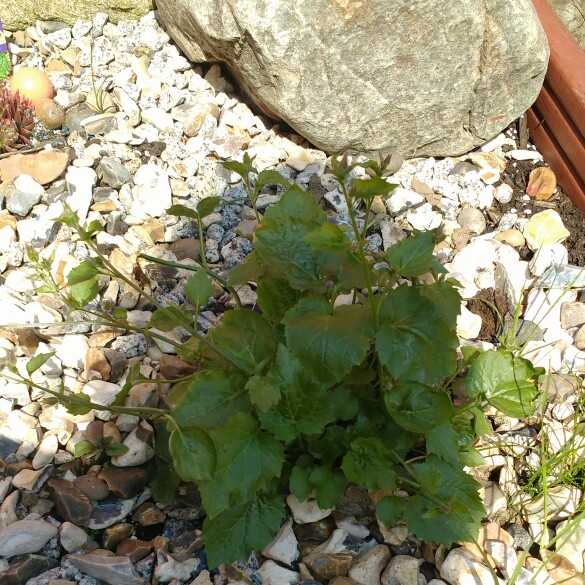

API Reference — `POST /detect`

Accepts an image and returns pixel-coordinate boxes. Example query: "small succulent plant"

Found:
[0,82,35,153]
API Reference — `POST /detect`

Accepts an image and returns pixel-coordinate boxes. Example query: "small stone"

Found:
[102,523,134,551]
[0,151,70,185]
[381,555,423,585]
[0,519,58,557]
[54,334,89,369]
[493,184,513,204]
[36,98,66,129]
[440,548,505,585]
[574,325,585,350]
[457,207,486,235]
[131,164,172,219]
[457,304,482,339]
[523,209,570,251]
[0,554,58,585]
[88,496,137,530]
[116,539,153,562]
[305,553,354,581]
[132,502,165,525]
[169,238,200,260]
[154,550,201,582]
[97,158,133,188]
[66,166,97,223]
[98,467,149,499]
[11,468,44,492]
[74,475,110,501]
[47,477,94,526]
[32,434,59,469]
[406,203,442,230]
[159,354,197,379]
[504,523,532,551]
[348,544,391,585]
[68,554,146,585]
[528,243,568,276]
[262,519,299,566]
[523,485,581,522]
[85,420,105,446]
[286,493,333,524]
[386,187,424,216]
[561,302,585,329]
[508,149,543,161]
[59,521,89,552]
[494,261,531,308]
[494,229,525,248]
[540,551,585,585]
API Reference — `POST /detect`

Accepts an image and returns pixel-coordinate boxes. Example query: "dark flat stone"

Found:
[0,554,58,585]
[47,477,94,526]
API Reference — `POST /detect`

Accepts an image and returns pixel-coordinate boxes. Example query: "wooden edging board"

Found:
[528,0,585,215]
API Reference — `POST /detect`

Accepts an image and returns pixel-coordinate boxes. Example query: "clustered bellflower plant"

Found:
[9,153,544,567]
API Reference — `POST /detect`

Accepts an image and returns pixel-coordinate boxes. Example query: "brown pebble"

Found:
[5,460,33,476]
[132,502,166,525]
[73,474,110,501]
[159,354,198,379]
[97,466,149,499]
[85,348,112,380]
[35,97,66,129]
[85,420,104,447]
[102,421,122,444]
[169,237,201,261]
[102,523,134,551]
[116,538,153,562]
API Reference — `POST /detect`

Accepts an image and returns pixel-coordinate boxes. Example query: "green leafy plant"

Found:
[4,155,545,567]
[86,35,114,114]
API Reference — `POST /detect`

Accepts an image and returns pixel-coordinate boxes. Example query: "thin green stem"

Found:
[85,240,244,372]
[138,253,242,309]
[196,216,208,269]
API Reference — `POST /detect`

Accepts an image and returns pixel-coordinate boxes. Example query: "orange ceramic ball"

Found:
[9,67,54,105]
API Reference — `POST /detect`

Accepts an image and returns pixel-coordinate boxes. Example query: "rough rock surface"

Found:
[1,0,152,30]
[548,0,585,50]
[156,0,549,157]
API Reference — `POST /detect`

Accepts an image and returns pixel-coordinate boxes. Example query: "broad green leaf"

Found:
[173,369,251,430]
[257,345,336,442]
[303,222,349,252]
[148,458,181,503]
[78,219,104,240]
[376,284,458,385]
[326,251,370,291]
[350,176,396,201]
[419,279,462,328]
[425,422,460,465]
[74,440,96,458]
[66,260,101,285]
[69,278,100,307]
[308,466,347,509]
[227,253,263,286]
[203,490,285,567]
[149,306,192,332]
[290,457,313,502]
[200,413,284,518]
[111,308,127,321]
[256,276,302,322]
[66,392,93,416]
[329,386,359,421]
[376,495,406,527]
[255,170,290,190]
[264,185,326,224]
[470,407,491,436]
[26,352,56,375]
[282,297,374,388]
[54,208,80,228]
[405,455,484,546]
[103,440,129,457]
[386,230,438,277]
[222,160,249,181]
[196,196,221,219]
[342,437,396,490]
[459,447,486,467]
[167,204,199,220]
[208,310,277,375]
[255,186,327,289]
[245,373,281,412]
[185,269,215,308]
[170,427,216,482]
[465,350,540,418]
[307,425,347,462]
[384,381,451,433]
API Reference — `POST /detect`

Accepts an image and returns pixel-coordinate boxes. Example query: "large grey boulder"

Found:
[548,0,585,50]
[156,0,549,157]
[2,0,152,31]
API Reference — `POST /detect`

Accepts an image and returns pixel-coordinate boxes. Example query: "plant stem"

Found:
[138,253,243,309]
[85,240,244,372]
[196,215,208,269]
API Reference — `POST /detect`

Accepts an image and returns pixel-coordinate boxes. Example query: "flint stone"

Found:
[157,0,548,157]
[68,554,146,585]
[47,477,93,526]
[0,520,58,557]
[0,554,58,585]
